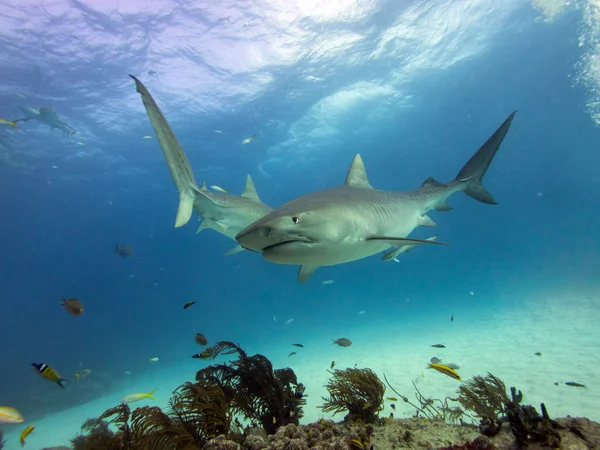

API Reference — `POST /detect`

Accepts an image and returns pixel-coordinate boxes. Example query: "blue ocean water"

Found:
[1,0,599,445]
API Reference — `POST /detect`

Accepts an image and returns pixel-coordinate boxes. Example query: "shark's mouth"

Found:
[262,238,314,253]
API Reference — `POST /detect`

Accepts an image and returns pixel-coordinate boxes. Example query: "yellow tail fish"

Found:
[0,118,18,129]
[20,425,35,446]
[32,363,67,388]
[122,389,157,404]
[427,363,461,380]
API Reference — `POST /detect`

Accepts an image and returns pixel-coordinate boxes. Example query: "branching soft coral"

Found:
[196,341,306,434]
[457,372,508,435]
[457,372,562,446]
[320,368,385,423]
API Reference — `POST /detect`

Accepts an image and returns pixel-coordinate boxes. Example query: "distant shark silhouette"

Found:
[15,106,77,137]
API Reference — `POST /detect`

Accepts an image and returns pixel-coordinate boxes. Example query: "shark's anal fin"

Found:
[298,265,318,284]
[344,154,373,189]
[367,235,449,247]
[435,202,453,212]
[224,245,245,256]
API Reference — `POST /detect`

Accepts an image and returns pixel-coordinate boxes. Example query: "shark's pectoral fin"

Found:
[224,245,245,256]
[367,235,449,247]
[418,215,436,227]
[175,192,195,228]
[298,265,318,284]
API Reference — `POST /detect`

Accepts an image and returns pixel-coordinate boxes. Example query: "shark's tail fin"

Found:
[455,111,516,204]
[129,74,198,228]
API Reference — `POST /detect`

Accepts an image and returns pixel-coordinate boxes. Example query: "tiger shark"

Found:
[129,75,272,252]
[236,111,516,283]
[194,177,273,255]
[15,106,77,137]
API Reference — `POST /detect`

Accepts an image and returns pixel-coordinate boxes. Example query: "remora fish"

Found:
[236,112,516,283]
[129,75,272,247]
[382,235,439,262]
[15,106,77,137]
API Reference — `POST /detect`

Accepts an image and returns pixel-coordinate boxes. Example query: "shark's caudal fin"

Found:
[455,111,517,205]
[129,75,198,228]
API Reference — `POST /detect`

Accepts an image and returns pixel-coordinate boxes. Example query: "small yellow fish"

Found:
[241,134,257,145]
[210,185,228,193]
[362,402,371,410]
[32,363,66,388]
[350,439,364,449]
[386,397,398,401]
[330,361,335,369]
[0,406,24,423]
[0,118,18,129]
[142,135,153,139]
[76,141,85,146]
[149,357,159,363]
[122,389,157,404]
[322,280,334,285]
[272,416,276,424]
[75,369,92,380]
[20,425,35,446]
[428,363,461,380]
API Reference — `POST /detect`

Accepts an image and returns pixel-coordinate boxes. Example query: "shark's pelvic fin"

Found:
[129,74,198,228]
[367,235,449,247]
[419,215,436,227]
[455,111,517,205]
[344,154,373,189]
[197,218,226,234]
[298,265,318,284]
[241,175,261,201]
[224,245,245,256]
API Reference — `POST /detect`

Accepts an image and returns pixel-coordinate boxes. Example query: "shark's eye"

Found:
[292,216,300,224]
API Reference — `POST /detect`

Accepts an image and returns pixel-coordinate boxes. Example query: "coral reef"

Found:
[457,372,562,447]
[196,341,306,434]
[71,378,239,449]
[320,368,385,424]
[71,341,304,449]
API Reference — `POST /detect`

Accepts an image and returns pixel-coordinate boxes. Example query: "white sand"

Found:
[3,286,598,449]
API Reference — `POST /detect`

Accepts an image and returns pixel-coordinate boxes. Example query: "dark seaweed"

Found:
[195,340,306,434]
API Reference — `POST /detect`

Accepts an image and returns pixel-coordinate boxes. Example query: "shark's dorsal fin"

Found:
[241,175,261,201]
[199,180,209,192]
[344,154,373,189]
[421,177,446,188]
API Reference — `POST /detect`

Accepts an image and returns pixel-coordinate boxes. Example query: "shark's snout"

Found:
[236,225,273,251]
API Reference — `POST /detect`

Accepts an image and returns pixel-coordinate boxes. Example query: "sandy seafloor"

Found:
[2,284,599,449]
